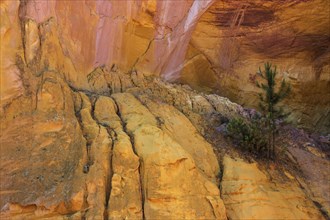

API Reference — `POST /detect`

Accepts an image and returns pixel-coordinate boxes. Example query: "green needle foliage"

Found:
[227,117,267,155]
[226,62,291,159]
[256,62,291,159]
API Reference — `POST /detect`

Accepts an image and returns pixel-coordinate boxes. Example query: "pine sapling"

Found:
[256,62,291,159]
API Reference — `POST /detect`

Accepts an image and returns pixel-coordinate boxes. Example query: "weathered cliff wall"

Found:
[1,1,329,219]
[1,0,329,132]
[1,66,327,219]
[179,0,330,132]
[1,0,214,106]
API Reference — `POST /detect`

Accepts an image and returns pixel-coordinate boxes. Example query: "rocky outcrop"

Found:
[139,97,219,179]
[288,146,330,217]
[94,96,143,219]
[112,93,226,219]
[1,0,215,103]
[0,0,329,219]
[0,68,229,218]
[221,156,325,219]
[0,71,86,218]
[1,0,328,132]
[0,67,327,218]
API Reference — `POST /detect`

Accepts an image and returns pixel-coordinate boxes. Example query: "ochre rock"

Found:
[289,147,330,216]
[23,19,40,65]
[0,0,329,219]
[1,0,329,131]
[140,96,219,180]
[0,68,327,219]
[0,0,23,106]
[94,96,143,219]
[180,0,330,132]
[112,93,227,219]
[221,155,324,219]
[0,72,86,217]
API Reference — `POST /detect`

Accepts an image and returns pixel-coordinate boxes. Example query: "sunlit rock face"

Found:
[0,1,329,219]
[0,68,325,219]
[0,0,23,107]
[179,0,330,133]
[1,0,330,131]
[1,0,328,132]
[1,0,215,107]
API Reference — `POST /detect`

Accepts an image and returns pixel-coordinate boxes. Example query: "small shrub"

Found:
[226,117,267,155]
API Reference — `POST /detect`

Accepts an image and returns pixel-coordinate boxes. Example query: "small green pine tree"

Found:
[256,62,291,159]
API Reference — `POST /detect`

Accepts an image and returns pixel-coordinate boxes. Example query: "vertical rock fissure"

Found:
[18,0,27,63]
[139,160,146,220]
[103,127,114,220]
[112,98,146,220]
[72,92,92,174]
[131,38,155,72]
[218,157,229,220]
[88,95,114,219]
[116,74,124,93]
[89,95,99,126]
[34,75,42,110]
[103,70,113,95]
[86,94,101,169]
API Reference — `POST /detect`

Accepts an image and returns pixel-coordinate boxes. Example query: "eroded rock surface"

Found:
[0,72,86,218]
[221,156,325,220]
[1,0,329,219]
[1,0,328,132]
[1,68,327,219]
[288,146,330,217]
[112,93,226,219]
[94,95,143,219]
[180,0,330,132]
[0,70,231,219]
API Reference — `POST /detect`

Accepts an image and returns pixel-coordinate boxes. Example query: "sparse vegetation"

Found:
[226,62,291,159]
[257,62,291,159]
[226,117,267,155]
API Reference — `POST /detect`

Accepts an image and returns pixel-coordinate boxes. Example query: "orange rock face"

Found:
[1,0,329,131]
[0,0,329,219]
[180,0,330,132]
[0,64,327,219]
[1,0,216,104]
[0,0,23,106]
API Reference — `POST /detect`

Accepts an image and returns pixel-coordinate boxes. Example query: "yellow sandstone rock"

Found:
[221,156,324,220]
